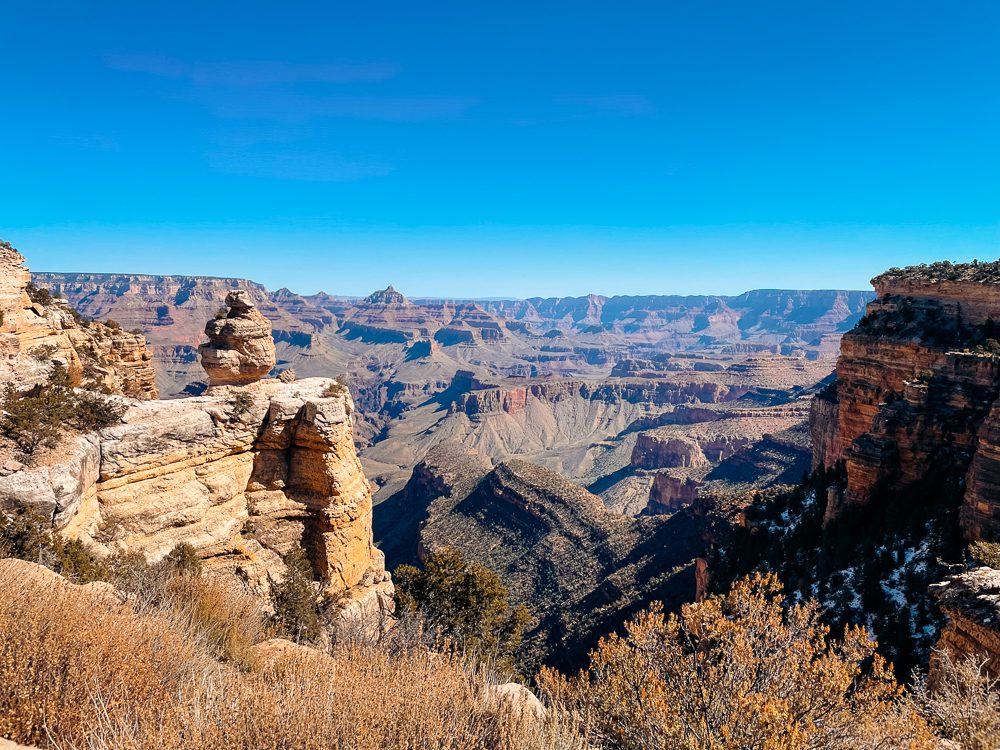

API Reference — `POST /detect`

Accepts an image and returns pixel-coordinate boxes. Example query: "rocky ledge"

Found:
[1,377,391,631]
[930,567,1000,679]
[1,242,156,398]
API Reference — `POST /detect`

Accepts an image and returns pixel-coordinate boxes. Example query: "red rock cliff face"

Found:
[813,264,1000,540]
[930,567,1000,679]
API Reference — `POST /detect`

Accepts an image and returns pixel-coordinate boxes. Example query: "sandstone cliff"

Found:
[2,244,391,634]
[1,242,156,399]
[52,378,391,621]
[930,567,1000,679]
[812,260,1000,540]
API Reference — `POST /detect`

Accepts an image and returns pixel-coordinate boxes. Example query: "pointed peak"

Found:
[364,285,407,305]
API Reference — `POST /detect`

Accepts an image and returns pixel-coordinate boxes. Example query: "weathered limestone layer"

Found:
[930,567,1000,679]
[59,379,389,607]
[812,265,1000,539]
[0,242,156,398]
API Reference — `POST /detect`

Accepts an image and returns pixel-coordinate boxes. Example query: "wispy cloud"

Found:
[557,94,654,116]
[104,53,478,122]
[105,54,400,86]
[206,149,393,182]
[201,91,480,122]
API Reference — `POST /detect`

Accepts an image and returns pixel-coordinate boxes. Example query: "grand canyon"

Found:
[2,238,999,748]
[3,4,998,746]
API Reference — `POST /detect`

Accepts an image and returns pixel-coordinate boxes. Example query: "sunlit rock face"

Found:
[930,567,1000,680]
[0,240,156,398]
[812,260,1000,540]
[199,290,277,386]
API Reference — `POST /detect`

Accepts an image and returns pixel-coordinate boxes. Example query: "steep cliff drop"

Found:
[0,243,391,638]
[808,259,1000,676]
[812,260,1000,541]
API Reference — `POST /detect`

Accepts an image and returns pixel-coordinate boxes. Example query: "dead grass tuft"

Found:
[0,562,588,750]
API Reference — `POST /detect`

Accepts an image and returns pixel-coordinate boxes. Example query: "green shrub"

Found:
[24,283,53,306]
[323,375,351,398]
[270,547,320,642]
[230,391,255,421]
[1,364,128,457]
[0,367,75,455]
[968,539,1000,568]
[72,390,128,431]
[394,547,529,671]
[160,542,203,577]
[0,509,107,582]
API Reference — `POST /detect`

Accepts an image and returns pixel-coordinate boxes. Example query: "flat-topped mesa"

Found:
[199,290,276,386]
[364,285,406,305]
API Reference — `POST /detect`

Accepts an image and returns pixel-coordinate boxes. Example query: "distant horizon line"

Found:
[31,269,874,302]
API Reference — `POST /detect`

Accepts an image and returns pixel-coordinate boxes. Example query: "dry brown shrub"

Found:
[161,574,267,669]
[914,652,1000,750]
[539,572,935,750]
[0,562,587,750]
[86,644,589,750]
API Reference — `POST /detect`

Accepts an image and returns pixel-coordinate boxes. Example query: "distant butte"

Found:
[364,285,406,305]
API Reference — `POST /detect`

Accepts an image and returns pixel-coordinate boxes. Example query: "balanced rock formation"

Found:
[1,243,390,635]
[35,272,340,396]
[0,241,156,398]
[813,260,1000,540]
[199,291,276,386]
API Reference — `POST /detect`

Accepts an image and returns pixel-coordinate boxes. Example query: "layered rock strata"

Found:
[3,378,391,623]
[199,291,277,386]
[393,443,703,672]
[812,261,1000,539]
[1,242,156,398]
[2,244,390,632]
[930,567,1000,679]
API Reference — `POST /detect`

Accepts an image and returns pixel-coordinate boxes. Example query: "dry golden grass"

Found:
[0,562,587,750]
[160,574,267,669]
[0,564,203,747]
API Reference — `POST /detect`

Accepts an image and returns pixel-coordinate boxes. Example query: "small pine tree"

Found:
[270,548,320,642]
[394,547,530,671]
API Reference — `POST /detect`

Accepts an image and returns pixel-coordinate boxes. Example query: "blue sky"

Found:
[2,1,998,297]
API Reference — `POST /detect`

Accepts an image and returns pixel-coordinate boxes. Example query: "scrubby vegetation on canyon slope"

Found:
[3,514,990,750]
[706,465,966,680]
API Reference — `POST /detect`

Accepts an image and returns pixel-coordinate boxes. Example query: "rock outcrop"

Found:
[812,260,1000,539]
[2,244,390,634]
[1,242,157,398]
[35,272,340,396]
[646,473,701,513]
[930,567,1000,679]
[199,291,277,386]
[53,379,390,610]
